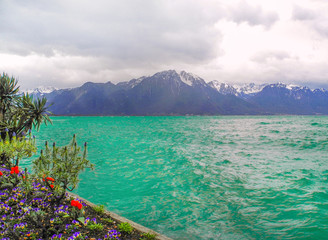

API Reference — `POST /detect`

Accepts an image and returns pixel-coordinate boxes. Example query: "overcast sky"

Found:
[1,0,328,89]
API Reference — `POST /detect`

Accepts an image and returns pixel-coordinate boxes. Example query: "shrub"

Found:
[32,134,94,203]
[87,223,104,231]
[102,217,114,224]
[118,222,133,234]
[0,131,36,167]
[93,204,105,215]
[140,232,156,240]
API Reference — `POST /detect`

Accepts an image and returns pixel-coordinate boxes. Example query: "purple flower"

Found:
[105,229,121,240]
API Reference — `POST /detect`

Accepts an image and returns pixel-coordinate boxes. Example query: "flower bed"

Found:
[0,165,162,240]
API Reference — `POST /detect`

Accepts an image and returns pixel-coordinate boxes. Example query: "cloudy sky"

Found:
[1,0,328,89]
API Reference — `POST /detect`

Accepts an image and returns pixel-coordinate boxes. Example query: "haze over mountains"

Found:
[27,70,328,115]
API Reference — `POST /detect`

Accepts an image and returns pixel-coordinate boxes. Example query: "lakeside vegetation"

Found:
[0,73,157,239]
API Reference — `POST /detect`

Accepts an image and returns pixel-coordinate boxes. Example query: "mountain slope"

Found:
[28,71,328,115]
[44,70,261,115]
[248,83,328,114]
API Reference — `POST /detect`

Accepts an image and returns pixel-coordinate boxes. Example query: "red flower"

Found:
[50,184,54,189]
[0,171,3,176]
[46,177,55,182]
[10,166,19,174]
[71,200,76,207]
[71,200,83,210]
[77,203,82,210]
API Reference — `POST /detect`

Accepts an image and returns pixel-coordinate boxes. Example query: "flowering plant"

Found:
[10,166,19,174]
[71,200,83,210]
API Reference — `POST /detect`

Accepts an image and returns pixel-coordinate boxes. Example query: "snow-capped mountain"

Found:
[208,81,267,99]
[19,86,58,100]
[24,70,328,115]
[249,83,328,114]
[25,86,58,95]
[42,70,258,115]
[208,81,239,96]
[178,70,207,87]
[264,83,328,100]
[234,83,267,98]
[208,81,328,101]
[117,76,147,89]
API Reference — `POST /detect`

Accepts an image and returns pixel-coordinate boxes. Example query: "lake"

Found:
[25,116,328,239]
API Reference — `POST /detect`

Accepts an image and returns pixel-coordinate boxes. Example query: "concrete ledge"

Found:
[68,192,173,240]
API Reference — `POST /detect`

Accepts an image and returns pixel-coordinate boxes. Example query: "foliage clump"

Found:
[93,204,106,215]
[118,222,134,234]
[140,232,157,240]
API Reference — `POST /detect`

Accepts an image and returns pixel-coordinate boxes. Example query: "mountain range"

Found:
[26,70,328,115]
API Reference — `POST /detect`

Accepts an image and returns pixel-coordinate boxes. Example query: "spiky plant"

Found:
[32,135,94,203]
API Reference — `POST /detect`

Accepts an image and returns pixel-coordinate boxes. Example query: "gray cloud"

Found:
[1,0,328,90]
[0,0,223,64]
[0,0,228,88]
[292,4,328,38]
[292,5,316,21]
[248,51,328,89]
[313,20,328,38]
[251,51,293,63]
[229,0,279,28]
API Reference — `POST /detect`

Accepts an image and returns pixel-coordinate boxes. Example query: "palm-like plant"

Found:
[0,73,19,122]
[21,93,52,132]
[0,73,52,140]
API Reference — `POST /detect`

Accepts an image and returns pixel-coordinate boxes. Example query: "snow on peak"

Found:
[314,88,328,93]
[179,71,206,86]
[208,81,238,95]
[129,76,146,88]
[286,84,300,90]
[24,86,57,95]
[233,83,267,95]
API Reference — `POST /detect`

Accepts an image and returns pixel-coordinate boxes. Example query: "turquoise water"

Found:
[25,116,328,239]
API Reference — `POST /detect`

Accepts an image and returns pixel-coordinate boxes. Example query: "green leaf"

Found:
[77,217,85,225]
